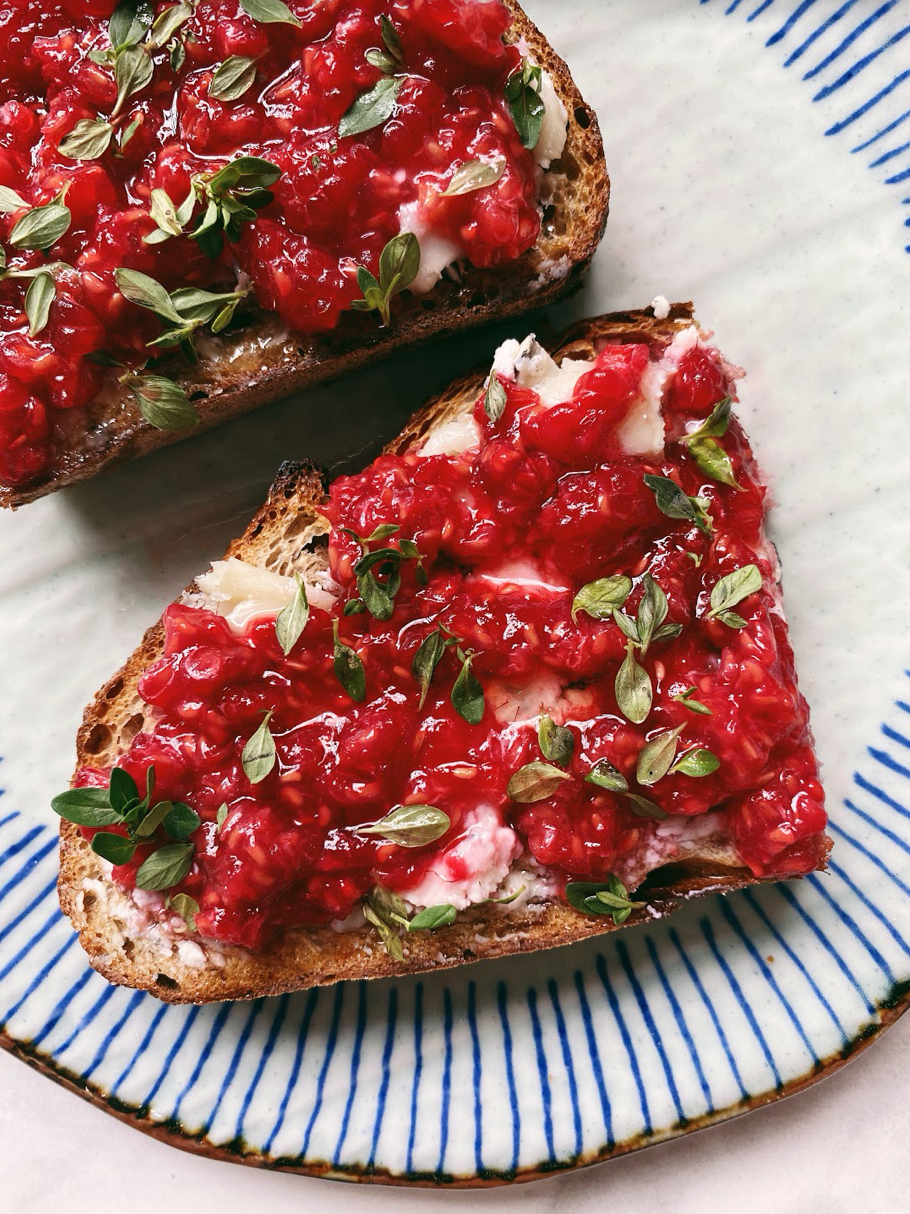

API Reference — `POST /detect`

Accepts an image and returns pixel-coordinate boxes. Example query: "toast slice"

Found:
[58,304,829,1003]
[2,1,607,508]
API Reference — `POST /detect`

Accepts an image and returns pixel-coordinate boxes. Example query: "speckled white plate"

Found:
[3,0,910,1186]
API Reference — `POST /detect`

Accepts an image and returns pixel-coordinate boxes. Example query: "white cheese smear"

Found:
[191,557,338,632]
[395,804,523,910]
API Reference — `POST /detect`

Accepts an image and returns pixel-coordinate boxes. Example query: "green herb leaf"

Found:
[408,903,456,931]
[114,267,183,322]
[339,75,401,139]
[440,157,505,197]
[636,573,669,656]
[364,886,407,959]
[565,874,643,923]
[163,801,201,840]
[671,747,720,778]
[451,649,484,724]
[505,58,544,149]
[126,374,200,430]
[684,396,732,442]
[242,710,276,783]
[333,619,366,702]
[672,686,712,716]
[239,0,302,26]
[355,804,450,848]
[538,713,574,766]
[135,841,194,891]
[109,0,153,51]
[357,567,395,620]
[51,787,122,828]
[0,185,28,213]
[59,118,113,161]
[412,626,446,710]
[636,725,685,786]
[615,641,652,724]
[216,802,229,832]
[643,473,713,534]
[112,44,154,117]
[571,575,632,623]
[379,14,403,64]
[483,373,507,423]
[168,891,199,930]
[118,114,142,152]
[91,832,137,865]
[585,759,628,793]
[612,609,641,644]
[688,436,741,489]
[134,799,172,838]
[625,793,668,820]
[145,188,183,242]
[10,200,71,250]
[146,1,193,50]
[109,766,140,813]
[209,55,258,101]
[707,563,762,624]
[350,231,420,324]
[24,272,55,337]
[275,573,309,655]
[507,761,571,803]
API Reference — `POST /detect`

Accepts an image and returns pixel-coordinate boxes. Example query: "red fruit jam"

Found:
[74,328,829,950]
[0,0,547,486]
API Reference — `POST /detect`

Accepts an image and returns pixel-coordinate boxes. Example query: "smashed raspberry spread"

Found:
[0,0,546,486]
[73,327,829,950]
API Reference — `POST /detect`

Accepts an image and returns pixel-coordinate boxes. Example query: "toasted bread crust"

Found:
[3,2,608,509]
[58,303,782,1005]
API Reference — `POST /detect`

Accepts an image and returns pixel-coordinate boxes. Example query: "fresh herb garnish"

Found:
[482,372,508,423]
[706,563,762,628]
[412,626,447,710]
[451,646,484,725]
[565,874,644,924]
[52,765,198,891]
[168,891,199,930]
[59,118,114,161]
[636,725,685,786]
[239,0,301,26]
[275,573,309,655]
[0,185,28,213]
[538,713,574,766]
[216,802,229,832]
[354,804,450,848]
[241,710,276,783]
[680,396,741,489]
[408,904,456,931]
[505,58,545,150]
[615,640,652,724]
[507,761,572,803]
[350,231,420,325]
[571,574,632,623]
[365,15,404,74]
[671,747,720,777]
[9,195,72,251]
[625,793,668,820]
[585,759,628,793]
[120,370,200,430]
[339,75,402,139]
[145,156,281,256]
[440,158,505,197]
[643,473,713,534]
[363,886,408,959]
[24,272,55,337]
[114,267,249,353]
[209,55,258,101]
[332,619,366,702]
[341,522,424,621]
[672,685,712,715]
[609,573,681,654]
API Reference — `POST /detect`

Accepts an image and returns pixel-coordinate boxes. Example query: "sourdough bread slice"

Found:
[59,303,784,1005]
[4,1,608,509]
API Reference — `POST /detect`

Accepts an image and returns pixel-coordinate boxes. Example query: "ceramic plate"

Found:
[2,0,910,1186]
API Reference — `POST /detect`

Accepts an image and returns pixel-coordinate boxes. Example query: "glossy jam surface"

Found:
[0,0,540,485]
[76,334,829,950]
